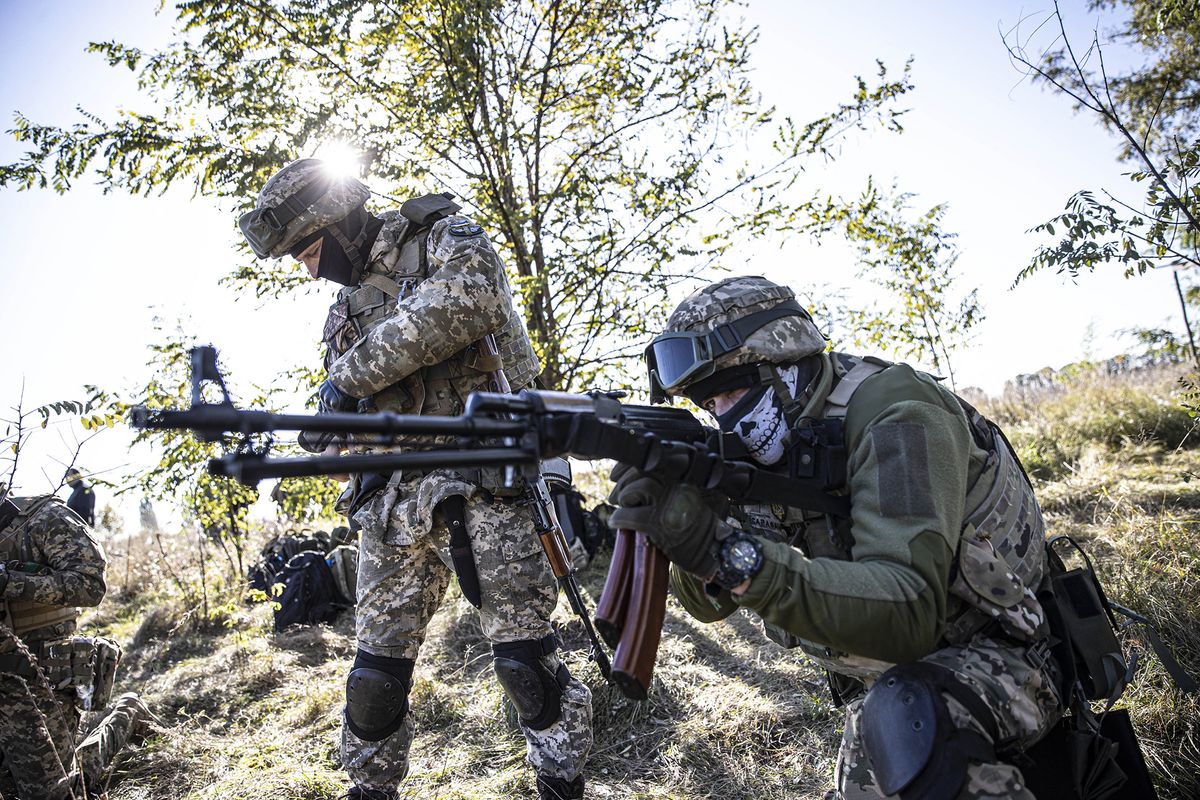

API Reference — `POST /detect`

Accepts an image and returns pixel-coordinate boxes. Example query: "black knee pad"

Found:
[861,662,997,800]
[492,634,570,731]
[345,649,415,742]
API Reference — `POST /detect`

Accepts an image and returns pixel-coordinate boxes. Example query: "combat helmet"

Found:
[647,275,825,404]
[239,158,371,261]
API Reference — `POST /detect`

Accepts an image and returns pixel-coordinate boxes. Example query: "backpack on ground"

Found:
[327,544,359,606]
[272,550,346,631]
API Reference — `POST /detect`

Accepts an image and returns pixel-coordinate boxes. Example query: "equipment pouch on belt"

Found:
[1043,536,1127,703]
[70,636,96,700]
[91,636,122,709]
[38,637,75,690]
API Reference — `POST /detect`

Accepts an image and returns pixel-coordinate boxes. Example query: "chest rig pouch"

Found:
[945,398,1049,645]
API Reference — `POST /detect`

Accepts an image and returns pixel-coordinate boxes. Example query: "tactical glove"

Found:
[318,378,359,413]
[607,464,729,579]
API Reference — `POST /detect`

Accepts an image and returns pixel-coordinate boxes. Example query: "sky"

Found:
[0,0,1183,517]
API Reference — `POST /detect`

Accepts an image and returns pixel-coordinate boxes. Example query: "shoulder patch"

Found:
[448,222,483,238]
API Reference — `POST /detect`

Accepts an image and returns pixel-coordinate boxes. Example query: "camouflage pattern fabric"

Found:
[312,199,587,791]
[655,277,1061,796]
[672,354,1052,683]
[0,627,81,800]
[659,275,826,386]
[76,692,155,791]
[325,212,538,400]
[0,498,150,798]
[344,477,593,789]
[836,636,1062,799]
[0,496,106,616]
[246,158,371,258]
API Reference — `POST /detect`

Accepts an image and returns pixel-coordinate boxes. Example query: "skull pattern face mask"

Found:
[715,364,803,466]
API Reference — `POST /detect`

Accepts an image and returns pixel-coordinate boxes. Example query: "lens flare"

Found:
[313,141,362,178]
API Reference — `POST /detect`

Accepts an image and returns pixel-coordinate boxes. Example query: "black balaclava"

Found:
[292,206,383,286]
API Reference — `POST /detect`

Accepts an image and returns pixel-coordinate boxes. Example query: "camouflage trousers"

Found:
[76,693,154,792]
[0,664,79,799]
[836,636,1062,800]
[1,627,153,800]
[342,475,593,792]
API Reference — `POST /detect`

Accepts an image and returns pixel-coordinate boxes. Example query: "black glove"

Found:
[318,378,359,413]
[298,430,338,454]
[607,464,729,578]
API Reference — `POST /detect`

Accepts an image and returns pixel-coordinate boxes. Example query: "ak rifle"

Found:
[131,347,849,700]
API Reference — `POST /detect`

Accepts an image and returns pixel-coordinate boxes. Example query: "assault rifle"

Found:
[131,347,848,700]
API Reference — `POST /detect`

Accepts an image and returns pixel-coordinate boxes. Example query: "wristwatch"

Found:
[711,533,764,590]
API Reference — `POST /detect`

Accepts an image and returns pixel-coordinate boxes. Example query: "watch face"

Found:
[726,538,761,573]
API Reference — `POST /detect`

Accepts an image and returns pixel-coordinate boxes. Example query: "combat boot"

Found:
[537,773,584,799]
[343,787,398,800]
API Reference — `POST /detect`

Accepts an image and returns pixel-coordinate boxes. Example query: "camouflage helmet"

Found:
[647,275,825,402]
[239,158,371,259]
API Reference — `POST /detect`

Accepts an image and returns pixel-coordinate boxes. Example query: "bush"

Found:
[981,365,1197,479]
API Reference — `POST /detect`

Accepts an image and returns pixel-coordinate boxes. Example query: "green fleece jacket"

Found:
[671,358,990,666]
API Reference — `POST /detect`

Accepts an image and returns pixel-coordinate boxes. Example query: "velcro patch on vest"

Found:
[870,422,934,518]
[449,222,483,237]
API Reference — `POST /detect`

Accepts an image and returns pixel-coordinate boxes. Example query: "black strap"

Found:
[709,300,810,357]
[267,176,333,230]
[1109,601,1199,693]
[492,632,559,660]
[440,494,481,609]
[904,661,1003,746]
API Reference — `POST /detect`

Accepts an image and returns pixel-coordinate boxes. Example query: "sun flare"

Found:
[313,141,362,179]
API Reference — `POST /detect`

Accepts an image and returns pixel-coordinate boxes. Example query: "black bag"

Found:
[248,530,331,594]
[1018,710,1156,799]
[272,550,346,631]
[247,551,288,594]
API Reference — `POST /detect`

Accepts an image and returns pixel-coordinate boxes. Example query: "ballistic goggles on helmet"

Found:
[646,300,810,403]
[238,176,333,259]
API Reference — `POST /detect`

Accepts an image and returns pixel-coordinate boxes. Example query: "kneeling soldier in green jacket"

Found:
[609,276,1063,799]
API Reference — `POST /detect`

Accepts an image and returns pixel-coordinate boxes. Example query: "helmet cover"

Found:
[660,275,825,396]
[240,158,371,259]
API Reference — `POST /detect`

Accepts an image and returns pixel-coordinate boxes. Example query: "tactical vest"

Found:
[322,204,540,420]
[0,496,79,637]
[739,354,1049,674]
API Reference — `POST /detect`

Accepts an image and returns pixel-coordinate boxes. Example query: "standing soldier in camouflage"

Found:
[1,487,156,799]
[240,159,593,800]
[610,275,1065,799]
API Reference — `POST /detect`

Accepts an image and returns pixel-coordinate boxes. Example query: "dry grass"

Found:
[69,367,1200,799]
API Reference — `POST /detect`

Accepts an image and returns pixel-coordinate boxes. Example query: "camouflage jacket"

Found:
[321,209,541,536]
[323,209,539,408]
[672,353,1049,682]
[1,496,106,641]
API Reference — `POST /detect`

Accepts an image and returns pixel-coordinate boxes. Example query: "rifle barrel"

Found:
[131,404,529,441]
[209,447,537,485]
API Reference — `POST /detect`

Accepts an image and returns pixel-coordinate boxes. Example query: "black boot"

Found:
[344,788,398,800]
[537,773,584,799]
